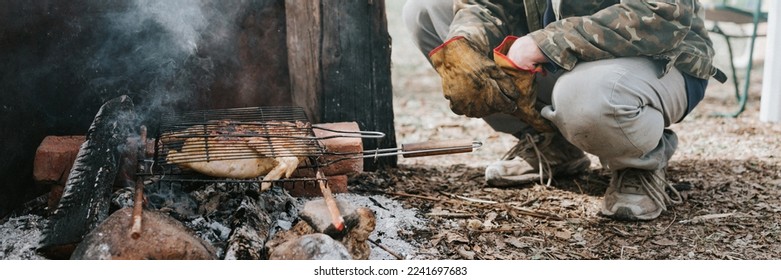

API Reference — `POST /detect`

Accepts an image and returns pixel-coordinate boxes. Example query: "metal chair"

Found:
[704,0,768,117]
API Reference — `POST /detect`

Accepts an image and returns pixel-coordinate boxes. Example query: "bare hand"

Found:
[506,36,547,70]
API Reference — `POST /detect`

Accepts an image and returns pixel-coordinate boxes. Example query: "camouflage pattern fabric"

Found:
[448,0,721,81]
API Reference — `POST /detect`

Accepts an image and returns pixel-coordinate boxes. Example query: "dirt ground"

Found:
[364,1,781,260]
[1,1,779,261]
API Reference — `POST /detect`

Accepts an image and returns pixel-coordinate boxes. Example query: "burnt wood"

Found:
[38,95,137,259]
[224,186,297,260]
[224,192,272,260]
[319,0,397,170]
[197,0,292,110]
[285,0,323,123]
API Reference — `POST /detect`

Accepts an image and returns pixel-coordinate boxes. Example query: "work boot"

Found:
[485,131,591,187]
[601,168,683,221]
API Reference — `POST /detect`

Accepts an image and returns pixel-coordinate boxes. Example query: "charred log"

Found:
[223,190,272,260]
[223,186,297,260]
[38,95,137,259]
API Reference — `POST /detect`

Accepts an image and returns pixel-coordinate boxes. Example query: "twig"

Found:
[471,226,526,233]
[508,205,564,221]
[387,191,562,221]
[383,191,443,202]
[426,212,478,218]
[441,191,497,204]
[515,197,538,207]
[317,170,344,232]
[130,126,147,240]
[610,227,632,237]
[130,178,144,239]
[679,212,737,224]
[369,239,404,260]
[660,213,676,234]
[620,246,638,259]
[519,236,546,243]
[573,180,585,194]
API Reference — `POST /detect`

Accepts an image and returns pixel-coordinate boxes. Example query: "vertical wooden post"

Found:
[285,0,322,123]
[760,0,780,123]
[319,0,397,170]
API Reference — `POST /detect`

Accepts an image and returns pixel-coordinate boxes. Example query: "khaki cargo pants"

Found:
[403,0,689,171]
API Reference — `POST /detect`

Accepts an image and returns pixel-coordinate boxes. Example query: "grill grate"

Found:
[150,106,326,178]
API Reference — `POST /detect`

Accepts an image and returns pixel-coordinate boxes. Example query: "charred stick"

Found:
[129,126,147,240]
[316,170,344,232]
[130,178,145,239]
[369,239,404,260]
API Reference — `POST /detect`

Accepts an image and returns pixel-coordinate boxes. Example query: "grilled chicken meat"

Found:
[164,120,310,191]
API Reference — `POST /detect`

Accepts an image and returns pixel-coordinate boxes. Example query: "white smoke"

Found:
[126,0,209,55]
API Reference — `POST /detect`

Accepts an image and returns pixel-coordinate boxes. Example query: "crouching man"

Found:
[403,0,725,221]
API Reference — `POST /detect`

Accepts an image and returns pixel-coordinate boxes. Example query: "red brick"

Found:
[33,135,86,211]
[294,122,363,177]
[33,136,85,185]
[282,175,348,197]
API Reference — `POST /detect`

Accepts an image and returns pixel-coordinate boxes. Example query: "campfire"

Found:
[33,96,479,260]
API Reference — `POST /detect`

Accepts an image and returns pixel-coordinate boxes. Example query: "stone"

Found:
[70,208,216,260]
[267,233,351,260]
[299,198,376,260]
[340,207,376,260]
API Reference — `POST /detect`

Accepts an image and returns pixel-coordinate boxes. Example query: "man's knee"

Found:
[543,67,665,160]
[402,0,453,54]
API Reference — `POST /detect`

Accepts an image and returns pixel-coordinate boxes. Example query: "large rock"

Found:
[71,208,216,260]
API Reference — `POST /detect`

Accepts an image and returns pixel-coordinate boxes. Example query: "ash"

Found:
[296,193,428,260]
[0,182,423,260]
[140,181,298,259]
[0,215,46,260]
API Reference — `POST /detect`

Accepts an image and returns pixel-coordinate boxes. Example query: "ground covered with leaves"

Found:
[367,0,781,260]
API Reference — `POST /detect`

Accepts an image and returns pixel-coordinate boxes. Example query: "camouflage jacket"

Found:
[449,0,723,81]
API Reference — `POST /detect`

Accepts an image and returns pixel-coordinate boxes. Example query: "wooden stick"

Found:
[130,126,147,240]
[317,170,344,232]
[425,212,478,218]
[383,191,443,202]
[386,190,563,221]
[130,178,144,239]
[369,239,404,260]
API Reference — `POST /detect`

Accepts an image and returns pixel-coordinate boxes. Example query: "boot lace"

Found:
[615,168,683,211]
[501,133,553,186]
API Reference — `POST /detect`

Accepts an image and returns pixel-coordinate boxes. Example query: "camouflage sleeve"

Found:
[530,0,699,72]
[448,0,526,55]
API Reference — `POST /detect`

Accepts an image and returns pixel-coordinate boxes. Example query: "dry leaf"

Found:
[505,237,527,249]
[458,247,476,260]
[446,232,469,244]
[555,230,572,240]
[652,238,678,246]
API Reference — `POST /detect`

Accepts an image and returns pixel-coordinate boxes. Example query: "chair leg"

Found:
[716,0,764,118]
[710,25,742,117]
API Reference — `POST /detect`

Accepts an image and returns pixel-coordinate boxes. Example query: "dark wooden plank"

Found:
[320,0,396,170]
[285,0,322,123]
[198,0,292,110]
